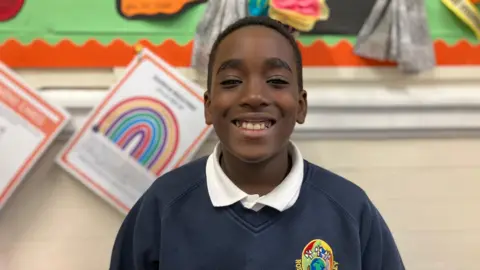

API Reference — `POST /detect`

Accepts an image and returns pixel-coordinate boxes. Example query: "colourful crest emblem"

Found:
[295,239,339,270]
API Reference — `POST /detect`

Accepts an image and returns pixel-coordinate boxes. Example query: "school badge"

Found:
[295,239,339,270]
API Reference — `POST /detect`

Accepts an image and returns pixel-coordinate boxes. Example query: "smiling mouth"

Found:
[232,120,276,130]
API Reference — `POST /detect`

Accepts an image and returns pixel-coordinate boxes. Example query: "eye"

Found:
[220,79,242,88]
[267,78,289,88]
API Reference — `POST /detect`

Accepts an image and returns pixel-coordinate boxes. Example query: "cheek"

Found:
[211,93,237,116]
[275,93,300,117]
[209,102,229,123]
[283,117,297,134]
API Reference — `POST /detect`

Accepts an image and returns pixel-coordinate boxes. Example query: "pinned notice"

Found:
[57,48,212,213]
[0,62,69,209]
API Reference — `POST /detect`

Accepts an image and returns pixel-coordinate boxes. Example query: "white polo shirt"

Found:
[205,142,304,212]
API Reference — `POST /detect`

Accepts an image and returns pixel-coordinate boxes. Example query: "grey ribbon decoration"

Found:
[354,0,436,74]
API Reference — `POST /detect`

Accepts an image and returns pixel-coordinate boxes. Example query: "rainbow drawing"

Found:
[93,96,180,176]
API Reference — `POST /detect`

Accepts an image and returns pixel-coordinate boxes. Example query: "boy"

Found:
[109,16,405,270]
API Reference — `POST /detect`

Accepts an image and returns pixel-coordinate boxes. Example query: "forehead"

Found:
[213,26,296,69]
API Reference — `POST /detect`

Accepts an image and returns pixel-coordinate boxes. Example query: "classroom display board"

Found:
[57,49,212,213]
[0,63,69,209]
[0,0,478,68]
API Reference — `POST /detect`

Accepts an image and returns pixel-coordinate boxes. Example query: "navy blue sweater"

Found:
[110,157,405,270]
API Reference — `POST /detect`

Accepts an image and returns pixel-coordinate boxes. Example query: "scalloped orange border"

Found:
[0,39,478,68]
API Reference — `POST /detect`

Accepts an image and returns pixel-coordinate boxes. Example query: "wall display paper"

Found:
[117,0,207,19]
[441,0,480,39]
[268,0,330,32]
[57,48,212,213]
[0,62,69,209]
[301,0,376,35]
[0,0,25,22]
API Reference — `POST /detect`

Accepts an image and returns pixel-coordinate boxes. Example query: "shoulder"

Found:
[142,156,208,208]
[303,160,373,228]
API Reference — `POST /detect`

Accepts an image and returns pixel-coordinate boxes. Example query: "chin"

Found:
[229,144,276,164]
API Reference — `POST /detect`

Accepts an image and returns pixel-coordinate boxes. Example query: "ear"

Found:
[296,89,307,124]
[204,91,213,125]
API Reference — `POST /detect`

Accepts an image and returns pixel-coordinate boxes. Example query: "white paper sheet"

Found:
[0,63,70,209]
[57,49,212,213]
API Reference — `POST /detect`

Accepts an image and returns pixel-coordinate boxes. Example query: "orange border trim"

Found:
[0,39,478,68]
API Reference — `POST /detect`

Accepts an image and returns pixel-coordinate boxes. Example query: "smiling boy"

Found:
[109,16,405,270]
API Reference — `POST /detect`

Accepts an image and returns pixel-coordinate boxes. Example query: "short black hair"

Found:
[207,16,303,92]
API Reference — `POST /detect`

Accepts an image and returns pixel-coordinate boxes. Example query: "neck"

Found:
[219,144,291,196]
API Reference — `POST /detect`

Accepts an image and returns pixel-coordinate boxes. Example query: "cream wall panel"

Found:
[296,139,480,169]
[16,66,480,89]
[0,143,123,270]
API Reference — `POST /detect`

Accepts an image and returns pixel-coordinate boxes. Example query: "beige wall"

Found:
[1,138,479,270]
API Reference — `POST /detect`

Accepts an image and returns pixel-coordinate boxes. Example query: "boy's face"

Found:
[204,26,307,163]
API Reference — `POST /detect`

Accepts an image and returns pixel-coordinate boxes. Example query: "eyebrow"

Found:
[264,57,292,73]
[216,59,242,74]
[216,57,292,74]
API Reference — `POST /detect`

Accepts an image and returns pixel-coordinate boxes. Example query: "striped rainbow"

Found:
[94,96,179,176]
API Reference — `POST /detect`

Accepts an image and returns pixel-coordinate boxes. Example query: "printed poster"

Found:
[57,48,212,213]
[0,62,69,209]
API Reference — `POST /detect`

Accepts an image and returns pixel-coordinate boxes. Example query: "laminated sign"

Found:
[57,48,212,213]
[0,62,69,210]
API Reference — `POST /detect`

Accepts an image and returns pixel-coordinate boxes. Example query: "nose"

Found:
[239,78,271,109]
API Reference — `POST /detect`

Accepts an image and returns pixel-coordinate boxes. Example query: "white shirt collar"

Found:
[205,142,304,212]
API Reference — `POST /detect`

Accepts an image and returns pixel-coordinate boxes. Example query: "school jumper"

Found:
[110,142,405,270]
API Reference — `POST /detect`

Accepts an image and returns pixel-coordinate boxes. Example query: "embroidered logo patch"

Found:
[295,239,339,270]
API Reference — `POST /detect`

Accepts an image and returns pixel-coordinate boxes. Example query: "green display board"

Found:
[1,0,476,45]
[0,0,477,68]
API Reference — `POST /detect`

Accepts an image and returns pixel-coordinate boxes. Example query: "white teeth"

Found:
[237,121,271,130]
